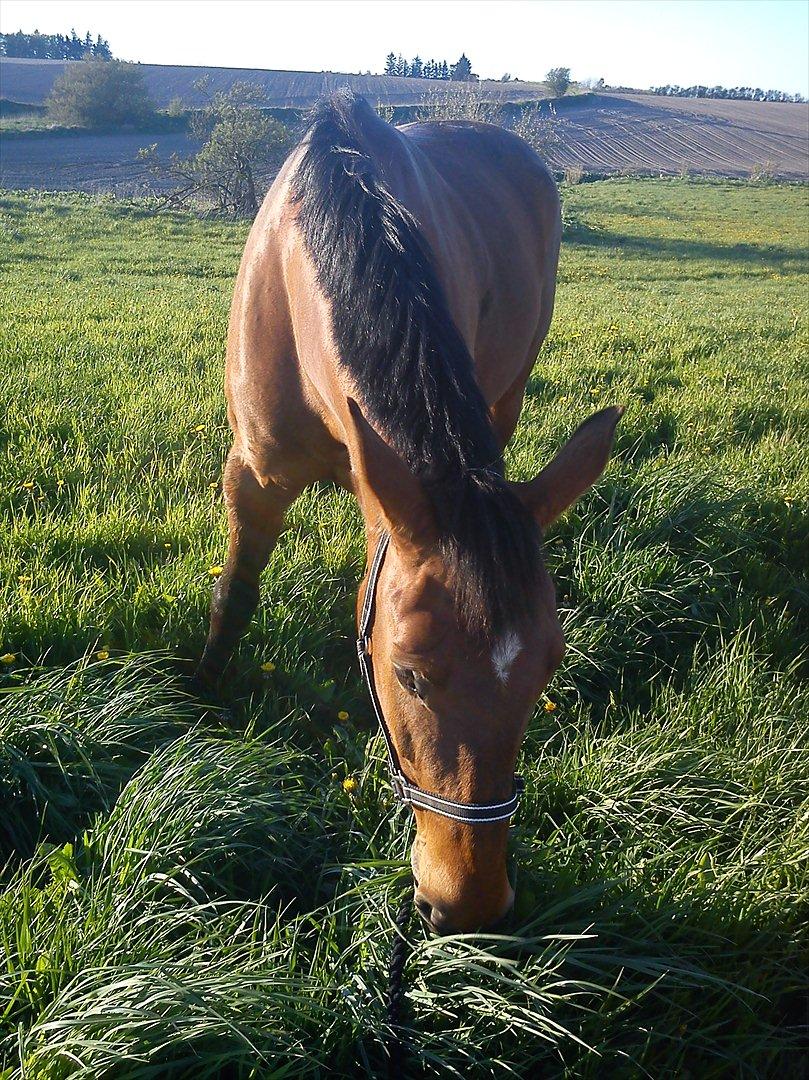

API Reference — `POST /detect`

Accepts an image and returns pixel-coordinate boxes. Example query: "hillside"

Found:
[0,56,549,108]
[1,58,807,187]
[550,92,808,178]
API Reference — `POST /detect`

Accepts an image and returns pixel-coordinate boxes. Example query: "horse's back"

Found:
[393,119,561,402]
[226,108,561,485]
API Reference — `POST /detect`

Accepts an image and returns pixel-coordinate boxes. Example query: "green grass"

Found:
[0,178,807,1077]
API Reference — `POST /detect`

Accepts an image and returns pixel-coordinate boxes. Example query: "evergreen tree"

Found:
[410,55,423,79]
[440,60,449,79]
[0,27,113,59]
[450,53,474,81]
[384,51,396,75]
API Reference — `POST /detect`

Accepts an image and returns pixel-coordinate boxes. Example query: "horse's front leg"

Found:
[197,448,305,687]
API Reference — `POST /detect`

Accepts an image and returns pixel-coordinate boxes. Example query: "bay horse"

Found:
[199,92,621,933]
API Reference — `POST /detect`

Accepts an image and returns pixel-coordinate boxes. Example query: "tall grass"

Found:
[0,179,807,1076]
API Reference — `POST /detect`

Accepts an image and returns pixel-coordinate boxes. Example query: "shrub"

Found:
[564,164,585,184]
[750,160,776,183]
[45,58,154,128]
[415,82,499,123]
[546,67,572,97]
[140,80,294,217]
[511,103,561,158]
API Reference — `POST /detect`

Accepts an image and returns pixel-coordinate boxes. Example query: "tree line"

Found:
[384,52,475,81]
[652,84,805,103]
[0,28,113,60]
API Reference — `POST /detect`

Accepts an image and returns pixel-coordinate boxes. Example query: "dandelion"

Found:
[164,542,172,549]
[208,565,223,576]
[209,482,218,490]
[342,777,358,794]
[1,653,16,664]
[544,700,557,712]
[162,594,176,603]
[261,661,276,673]
[337,710,349,721]
[18,575,32,583]
[194,425,206,433]
[22,481,34,490]
[96,649,109,660]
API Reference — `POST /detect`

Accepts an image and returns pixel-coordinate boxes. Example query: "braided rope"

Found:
[385,895,412,1080]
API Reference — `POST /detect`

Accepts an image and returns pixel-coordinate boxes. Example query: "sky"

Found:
[1,0,807,96]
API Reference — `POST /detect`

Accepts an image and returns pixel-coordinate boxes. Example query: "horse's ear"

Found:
[345,398,436,550]
[512,406,624,529]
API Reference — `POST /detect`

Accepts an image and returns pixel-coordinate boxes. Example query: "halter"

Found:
[356,530,525,824]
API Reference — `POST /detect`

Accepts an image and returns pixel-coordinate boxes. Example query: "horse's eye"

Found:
[393,664,428,699]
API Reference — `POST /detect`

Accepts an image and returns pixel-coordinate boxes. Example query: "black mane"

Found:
[292,92,541,638]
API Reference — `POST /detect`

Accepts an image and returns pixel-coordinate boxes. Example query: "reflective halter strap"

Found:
[356,530,525,825]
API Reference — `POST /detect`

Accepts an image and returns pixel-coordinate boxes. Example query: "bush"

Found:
[546,66,572,97]
[564,164,585,184]
[750,160,776,183]
[45,58,154,128]
[140,80,295,217]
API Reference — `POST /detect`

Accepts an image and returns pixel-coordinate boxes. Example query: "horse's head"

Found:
[348,401,622,933]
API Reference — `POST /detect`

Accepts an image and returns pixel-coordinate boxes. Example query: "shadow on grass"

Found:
[564,220,809,272]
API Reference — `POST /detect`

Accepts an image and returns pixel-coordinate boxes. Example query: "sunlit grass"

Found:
[0,179,807,1076]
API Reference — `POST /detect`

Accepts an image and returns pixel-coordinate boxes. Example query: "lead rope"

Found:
[385,894,412,1080]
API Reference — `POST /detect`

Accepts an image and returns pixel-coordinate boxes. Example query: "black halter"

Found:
[357,530,525,824]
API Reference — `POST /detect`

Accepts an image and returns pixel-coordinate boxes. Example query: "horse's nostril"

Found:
[414,894,433,924]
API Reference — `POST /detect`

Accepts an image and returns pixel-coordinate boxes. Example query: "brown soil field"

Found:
[1,59,806,189]
[0,130,202,195]
[0,57,548,108]
[548,92,808,178]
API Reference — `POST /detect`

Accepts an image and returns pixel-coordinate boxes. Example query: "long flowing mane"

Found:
[292,92,542,638]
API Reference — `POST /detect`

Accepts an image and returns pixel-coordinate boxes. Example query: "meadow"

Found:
[0,178,807,1077]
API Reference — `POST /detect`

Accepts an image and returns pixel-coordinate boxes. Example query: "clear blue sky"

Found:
[2,0,807,95]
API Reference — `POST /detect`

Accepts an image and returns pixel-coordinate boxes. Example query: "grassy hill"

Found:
[0,178,807,1075]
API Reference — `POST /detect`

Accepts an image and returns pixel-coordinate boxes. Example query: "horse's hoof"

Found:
[189,665,219,700]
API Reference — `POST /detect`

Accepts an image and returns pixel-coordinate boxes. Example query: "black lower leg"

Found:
[197,573,260,684]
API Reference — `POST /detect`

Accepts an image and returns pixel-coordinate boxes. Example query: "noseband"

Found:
[357,531,525,824]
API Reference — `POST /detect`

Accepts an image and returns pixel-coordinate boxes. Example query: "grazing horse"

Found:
[199,93,621,933]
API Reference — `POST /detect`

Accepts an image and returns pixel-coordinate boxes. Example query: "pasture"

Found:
[0,178,807,1077]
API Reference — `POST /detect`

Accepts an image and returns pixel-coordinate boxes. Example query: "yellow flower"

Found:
[208,565,223,576]
[18,575,32,583]
[164,542,172,549]
[261,661,276,673]
[162,594,176,603]
[194,425,205,432]
[1,653,16,664]
[337,710,349,721]
[22,481,34,490]
[342,777,358,794]
[209,482,218,490]
[96,649,109,661]
[544,700,557,712]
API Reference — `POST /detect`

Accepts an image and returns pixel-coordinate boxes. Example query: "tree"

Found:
[410,55,423,79]
[0,27,112,59]
[450,54,474,81]
[140,81,294,217]
[439,60,449,80]
[384,52,396,75]
[546,67,571,96]
[46,58,153,127]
